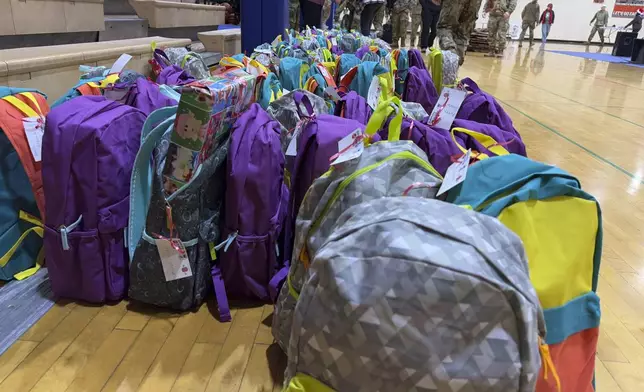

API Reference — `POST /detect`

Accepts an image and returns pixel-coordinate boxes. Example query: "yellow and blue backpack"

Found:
[447,154,601,392]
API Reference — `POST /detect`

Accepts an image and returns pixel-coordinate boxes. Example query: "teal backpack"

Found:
[0,87,49,280]
[258,72,283,109]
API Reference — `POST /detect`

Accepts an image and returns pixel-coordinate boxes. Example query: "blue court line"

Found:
[498,98,642,183]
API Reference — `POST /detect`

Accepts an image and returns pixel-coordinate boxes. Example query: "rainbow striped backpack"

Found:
[447,154,602,392]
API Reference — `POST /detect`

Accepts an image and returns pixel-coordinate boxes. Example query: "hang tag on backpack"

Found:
[331,37,338,46]
[367,76,382,110]
[23,116,45,162]
[437,149,471,196]
[330,128,364,165]
[324,86,341,102]
[110,53,132,74]
[427,87,467,130]
[155,238,193,281]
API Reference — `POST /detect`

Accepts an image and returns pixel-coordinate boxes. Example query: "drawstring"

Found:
[539,338,561,392]
[213,231,238,253]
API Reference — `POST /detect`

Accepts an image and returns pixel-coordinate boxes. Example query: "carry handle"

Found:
[450,127,511,159]
[292,91,315,118]
[153,48,172,68]
[2,93,43,118]
[458,77,481,93]
[364,97,404,142]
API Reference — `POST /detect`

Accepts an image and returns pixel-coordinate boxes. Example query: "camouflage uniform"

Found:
[437,0,483,65]
[486,0,517,55]
[392,0,414,48]
[290,0,300,30]
[410,3,422,47]
[322,0,334,28]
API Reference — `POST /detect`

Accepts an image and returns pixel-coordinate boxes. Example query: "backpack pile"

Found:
[0,28,601,392]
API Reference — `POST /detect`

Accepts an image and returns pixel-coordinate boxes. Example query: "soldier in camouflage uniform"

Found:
[436,0,482,65]
[373,3,386,34]
[290,0,300,30]
[392,0,414,48]
[410,2,422,47]
[485,0,517,57]
[321,0,335,28]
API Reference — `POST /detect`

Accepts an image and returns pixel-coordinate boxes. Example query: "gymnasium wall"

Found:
[475,0,643,43]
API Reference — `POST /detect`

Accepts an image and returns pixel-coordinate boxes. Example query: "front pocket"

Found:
[220,231,276,302]
[44,225,106,302]
[100,230,128,301]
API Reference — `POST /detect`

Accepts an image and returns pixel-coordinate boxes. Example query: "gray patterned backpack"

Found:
[127,107,230,310]
[282,197,545,392]
[272,98,443,350]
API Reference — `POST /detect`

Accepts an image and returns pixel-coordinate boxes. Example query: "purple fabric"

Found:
[457,77,523,141]
[122,79,177,115]
[157,65,196,86]
[219,104,288,311]
[356,45,371,60]
[334,91,372,125]
[403,66,439,113]
[42,96,145,303]
[408,49,426,69]
[377,118,462,176]
[282,92,365,267]
[452,118,527,157]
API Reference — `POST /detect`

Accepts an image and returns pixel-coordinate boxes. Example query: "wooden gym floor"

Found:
[0,42,643,391]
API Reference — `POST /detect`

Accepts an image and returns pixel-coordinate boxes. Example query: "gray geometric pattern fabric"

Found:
[286,198,544,391]
[273,140,442,351]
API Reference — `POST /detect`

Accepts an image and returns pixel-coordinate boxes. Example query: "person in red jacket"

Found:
[540,3,555,44]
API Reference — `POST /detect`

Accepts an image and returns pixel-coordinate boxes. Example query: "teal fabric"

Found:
[259,73,282,109]
[128,106,177,260]
[279,58,305,91]
[349,61,388,99]
[395,49,409,96]
[0,131,41,280]
[0,87,44,100]
[338,54,360,78]
[446,154,603,292]
[542,292,601,345]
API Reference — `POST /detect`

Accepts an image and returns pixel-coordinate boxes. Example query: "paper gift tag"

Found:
[286,122,305,156]
[22,116,45,162]
[427,87,467,130]
[437,149,471,196]
[324,86,341,102]
[155,238,193,282]
[330,128,364,165]
[367,76,381,110]
[331,37,338,46]
[110,54,132,74]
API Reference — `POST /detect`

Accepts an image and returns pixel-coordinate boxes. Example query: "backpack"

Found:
[258,72,283,109]
[127,107,231,311]
[0,88,49,280]
[280,92,367,287]
[43,96,145,302]
[338,61,391,100]
[156,65,196,86]
[282,197,546,392]
[451,119,527,158]
[109,78,178,116]
[402,66,439,113]
[51,75,116,108]
[273,97,444,351]
[279,58,310,91]
[153,48,210,80]
[446,154,601,391]
[407,48,425,69]
[334,53,361,81]
[334,91,372,125]
[213,104,289,321]
[390,48,409,96]
[457,78,522,139]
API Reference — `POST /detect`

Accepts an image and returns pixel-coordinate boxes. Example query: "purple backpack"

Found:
[334,91,372,125]
[43,96,145,302]
[408,48,426,69]
[214,104,289,321]
[107,78,178,115]
[457,77,522,140]
[452,118,527,157]
[157,65,196,86]
[282,92,366,271]
[403,66,439,113]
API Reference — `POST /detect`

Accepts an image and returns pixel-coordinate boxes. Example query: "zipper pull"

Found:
[213,231,238,253]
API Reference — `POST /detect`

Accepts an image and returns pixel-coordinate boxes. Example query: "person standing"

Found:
[625,8,643,34]
[436,0,477,64]
[419,0,442,50]
[290,0,300,30]
[392,0,414,47]
[410,2,422,47]
[321,0,336,28]
[540,3,555,44]
[360,0,386,36]
[372,2,386,34]
[485,0,518,57]
[518,0,540,47]
[587,6,609,45]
